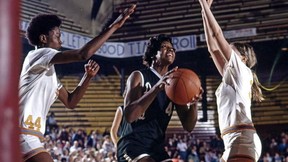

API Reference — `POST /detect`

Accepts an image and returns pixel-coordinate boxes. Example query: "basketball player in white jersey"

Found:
[199,0,263,161]
[19,4,136,162]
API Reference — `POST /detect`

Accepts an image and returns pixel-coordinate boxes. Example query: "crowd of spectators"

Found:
[44,121,288,162]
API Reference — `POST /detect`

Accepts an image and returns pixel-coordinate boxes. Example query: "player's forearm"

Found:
[202,12,218,53]
[200,0,231,60]
[185,105,198,131]
[78,26,118,60]
[200,0,222,40]
[67,73,93,108]
[110,133,118,147]
[176,104,198,132]
[125,86,161,123]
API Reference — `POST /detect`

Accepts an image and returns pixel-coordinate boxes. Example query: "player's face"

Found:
[156,41,176,65]
[46,27,62,50]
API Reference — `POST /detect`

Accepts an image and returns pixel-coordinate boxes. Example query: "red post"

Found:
[0,0,21,161]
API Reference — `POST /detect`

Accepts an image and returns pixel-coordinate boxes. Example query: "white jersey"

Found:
[19,48,62,137]
[215,50,253,133]
[216,50,262,161]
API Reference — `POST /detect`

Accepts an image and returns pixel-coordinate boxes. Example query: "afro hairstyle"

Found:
[143,34,173,67]
[26,14,62,46]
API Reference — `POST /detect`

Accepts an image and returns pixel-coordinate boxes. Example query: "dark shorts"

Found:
[117,140,171,162]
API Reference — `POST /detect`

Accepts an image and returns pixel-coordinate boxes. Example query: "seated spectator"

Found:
[46,112,58,133]
[102,135,114,156]
[273,152,283,162]
[177,139,188,161]
[278,137,287,153]
[70,140,79,153]
[187,145,200,162]
[262,152,273,162]
[86,130,97,149]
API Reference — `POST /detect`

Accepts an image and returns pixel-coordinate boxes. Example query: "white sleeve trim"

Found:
[134,70,144,87]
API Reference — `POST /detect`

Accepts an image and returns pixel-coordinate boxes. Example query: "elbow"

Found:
[124,111,136,123]
[212,29,223,40]
[79,53,90,61]
[65,101,77,109]
[78,49,93,61]
[183,118,197,132]
[66,104,76,109]
[207,46,216,54]
[184,124,196,133]
[208,48,219,55]
[123,105,137,123]
[125,115,135,124]
[110,131,114,138]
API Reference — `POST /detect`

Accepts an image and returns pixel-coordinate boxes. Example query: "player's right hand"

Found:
[156,66,178,90]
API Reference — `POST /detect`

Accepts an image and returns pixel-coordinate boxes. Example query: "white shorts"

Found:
[222,130,262,161]
[20,134,47,161]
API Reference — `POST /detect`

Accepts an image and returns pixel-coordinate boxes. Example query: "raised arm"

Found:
[50,4,136,64]
[199,0,232,62]
[201,0,226,75]
[58,60,99,109]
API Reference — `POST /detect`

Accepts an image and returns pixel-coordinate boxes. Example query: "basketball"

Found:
[165,68,201,105]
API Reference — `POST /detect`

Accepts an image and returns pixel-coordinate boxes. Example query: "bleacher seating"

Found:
[253,82,288,125]
[20,0,90,36]
[50,74,288,141]
[108,0,288,44]
[50,75,123,133]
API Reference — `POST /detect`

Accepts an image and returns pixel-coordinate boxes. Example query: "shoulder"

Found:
[127,70,143,86]
[118,105,124,112]
[32,48,59,55]
[27,48,60,62]
[229,50,244,65]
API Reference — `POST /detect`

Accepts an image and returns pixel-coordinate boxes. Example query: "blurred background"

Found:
[19,0,288,161]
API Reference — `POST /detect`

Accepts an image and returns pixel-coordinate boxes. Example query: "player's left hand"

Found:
[110,4,136,28]
[187,87,203,106]
[85,60,100,77]
[157,66,178,90]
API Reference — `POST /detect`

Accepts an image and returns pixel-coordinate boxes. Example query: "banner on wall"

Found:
[200,28,257,41]
[20,20,197,58]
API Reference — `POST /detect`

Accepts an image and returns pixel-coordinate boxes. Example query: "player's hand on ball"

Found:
[85,60,100,77]
[187,87,203,106]
[157,66,178,90]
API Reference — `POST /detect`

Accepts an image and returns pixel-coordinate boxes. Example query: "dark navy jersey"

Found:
[117,105,132,138]
[117,68,174,161]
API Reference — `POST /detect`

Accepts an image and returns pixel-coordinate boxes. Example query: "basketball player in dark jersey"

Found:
[117,34,201,162]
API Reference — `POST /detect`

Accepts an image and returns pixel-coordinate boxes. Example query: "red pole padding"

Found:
[0,0,21,161]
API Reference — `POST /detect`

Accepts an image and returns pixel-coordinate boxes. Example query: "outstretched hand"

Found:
[109,4,136,28]
[207,0,213,7]
[156,66,178,90]
[85,60,100,77]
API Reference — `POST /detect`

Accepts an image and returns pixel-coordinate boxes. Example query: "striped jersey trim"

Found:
[20,128,45,140]
[227,154,255,162]
[221,124,256,137]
